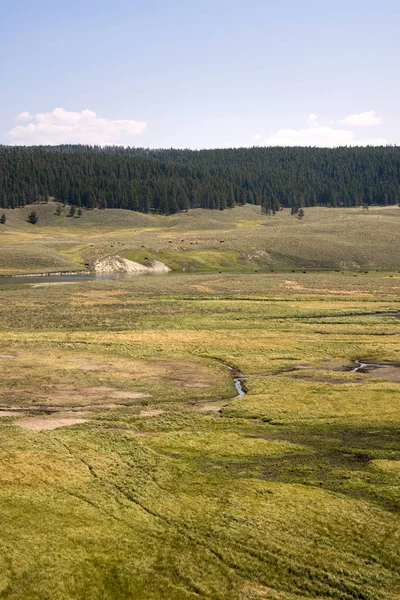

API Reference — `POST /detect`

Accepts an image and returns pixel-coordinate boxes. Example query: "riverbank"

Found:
[0,270,89,278]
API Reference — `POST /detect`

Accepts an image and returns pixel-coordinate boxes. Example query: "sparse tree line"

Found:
[55,204,83,217]
[0,144,399,216]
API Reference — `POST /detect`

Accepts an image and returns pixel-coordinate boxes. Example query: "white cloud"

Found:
[264,125,386,147]
[340,110,383,127]
[306,113,319,126]
[16,111,32,121]
[7,108,148,145]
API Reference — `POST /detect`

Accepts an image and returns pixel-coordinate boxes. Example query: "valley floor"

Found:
[0,272,399,599]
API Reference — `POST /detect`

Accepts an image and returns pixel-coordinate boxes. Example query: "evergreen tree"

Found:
[227,185,235,209]
[84,191,96,209]
[28,210,38,224]
[0,144,399,216]
[239,188,246,206]
[0,214,6,224]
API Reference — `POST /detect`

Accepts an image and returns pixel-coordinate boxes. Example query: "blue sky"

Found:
[1,0,399,148]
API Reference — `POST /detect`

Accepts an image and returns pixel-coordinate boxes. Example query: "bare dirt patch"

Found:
[369,367,400,383]
[14,417,89,431]
[41,385,118,404]
[0,411,26,417]
[0,354,18,359]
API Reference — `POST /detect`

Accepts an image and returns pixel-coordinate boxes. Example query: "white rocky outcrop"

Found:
[93,255,171,274]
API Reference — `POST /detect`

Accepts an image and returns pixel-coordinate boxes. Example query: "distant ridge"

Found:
[1,145,399,215]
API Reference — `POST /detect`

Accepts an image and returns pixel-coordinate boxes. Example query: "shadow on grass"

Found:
[198,424,400,513]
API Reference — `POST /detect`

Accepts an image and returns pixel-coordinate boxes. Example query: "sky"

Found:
[0,0,399,148]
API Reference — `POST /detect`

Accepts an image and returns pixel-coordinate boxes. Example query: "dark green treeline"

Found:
[0,145,399,214]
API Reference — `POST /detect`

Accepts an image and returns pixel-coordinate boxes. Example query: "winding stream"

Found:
[227,366,246,397]
[351,360,400,373]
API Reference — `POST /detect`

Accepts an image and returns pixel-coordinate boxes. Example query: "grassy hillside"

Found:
[0,203,400,274]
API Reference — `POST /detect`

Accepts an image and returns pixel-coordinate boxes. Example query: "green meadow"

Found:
[0,207,399,599]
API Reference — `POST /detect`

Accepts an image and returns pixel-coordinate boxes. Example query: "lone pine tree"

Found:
[28,210,38,224]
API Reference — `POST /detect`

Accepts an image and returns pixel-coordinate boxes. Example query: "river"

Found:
[0,272,169,286]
